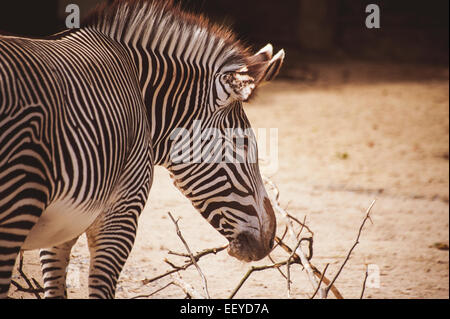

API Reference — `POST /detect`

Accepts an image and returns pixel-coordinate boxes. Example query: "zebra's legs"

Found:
[0,201,44,298]
[86,209,140,299]
[39,237,79,299]
[85,130,151,299]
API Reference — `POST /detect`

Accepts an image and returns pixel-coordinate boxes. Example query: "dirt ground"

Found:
[10,62,449,299]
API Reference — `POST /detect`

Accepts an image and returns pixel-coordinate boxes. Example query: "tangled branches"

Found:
[138,176,376,299]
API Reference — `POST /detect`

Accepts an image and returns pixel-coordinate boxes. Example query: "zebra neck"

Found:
[114,32,244,167]
[84,1,248,75]
[83,0,251,165]
[129,42,211,167]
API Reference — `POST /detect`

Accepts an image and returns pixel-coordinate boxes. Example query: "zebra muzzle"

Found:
[227,197,277,262]
[227,230,274,262]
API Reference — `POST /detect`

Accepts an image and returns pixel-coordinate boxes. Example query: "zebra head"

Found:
[166,44,285,262]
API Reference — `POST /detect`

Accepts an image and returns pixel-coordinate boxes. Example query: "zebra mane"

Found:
[83,0,251,72]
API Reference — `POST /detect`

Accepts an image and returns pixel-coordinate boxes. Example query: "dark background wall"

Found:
[0,0,448,65]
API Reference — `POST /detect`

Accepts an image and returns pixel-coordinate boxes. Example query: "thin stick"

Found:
[272,226,288,251]
[287,216,309,297]
[172,273,205,299]
[10,280,45,295]
[141,245,227,285]
[287,236,307,298]
[287,213,314,236]
[12,252,43,299]
[228,260,295,299]
[310,263,329,299]
[360,268,369,299]
[142,267,184,285]
[264,175,322,297]
[131,282,174,299]
[310,265,344,299]
[294,239,322,297]
[275,237,343,299]
[267,226,290,281]
[168,251,190,258]
[164,258,180,269]
[324,200,376,297]
[168,212,210,299]
[181,245,228,262]
[268,254,289,281]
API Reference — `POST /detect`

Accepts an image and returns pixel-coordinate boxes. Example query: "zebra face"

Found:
[167,44,285,262]
[169,104,276,262]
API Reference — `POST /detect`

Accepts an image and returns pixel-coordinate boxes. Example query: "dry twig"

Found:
[141,245,227,285]
[310,263,329,299]
[263,175,322,297]
[275,236,343,299]
[228,259,299,299]
[360,266,369,299]
[324,200,376,298]
[130,282,174,299]
[11,252,44,299]
[172,273,205,299]
[168,212,210,298]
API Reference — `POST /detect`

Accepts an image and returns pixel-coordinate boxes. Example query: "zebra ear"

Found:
[245,44,274,82]
[260,48,285,83]
[246,44,285,84]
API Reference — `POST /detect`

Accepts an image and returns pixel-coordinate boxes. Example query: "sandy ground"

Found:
[9,63,449,299]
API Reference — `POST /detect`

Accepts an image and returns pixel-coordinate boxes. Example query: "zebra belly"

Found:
[22,200,102,250]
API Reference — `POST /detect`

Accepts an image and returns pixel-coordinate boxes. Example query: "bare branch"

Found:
[287,213,314,236]
[310,265,344,299]
[271,226,288,251]
[324,200,376,298]
[12,252,44,299]
[294,238,322,297]
[172,273,205,299]
[310,263,329,299]
[287,236,310,298]
[264,175,324,297]
[268,254,289,281]
[168,212,210,299]
[141,245,227,285]
[130,282,174,299]
[275,236,343,299]
[10,280,44,296]
[360,267,369,299]
[228,260,297,299]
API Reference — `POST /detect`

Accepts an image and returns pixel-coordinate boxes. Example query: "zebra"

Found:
[0,0,285,298]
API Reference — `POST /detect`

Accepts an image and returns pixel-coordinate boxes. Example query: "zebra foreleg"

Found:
[84,132,151,299]
[39,237,79,299]
[85,208,140,299]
